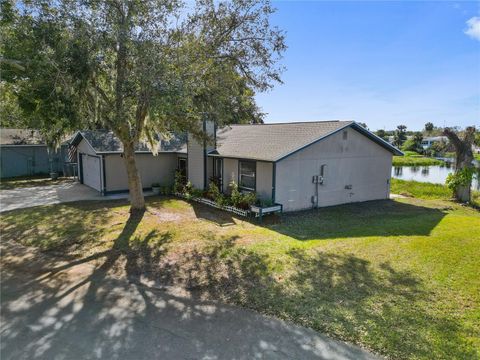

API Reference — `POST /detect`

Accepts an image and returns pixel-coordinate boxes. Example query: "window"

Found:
[239,161,256,191]
[343,130,348,140]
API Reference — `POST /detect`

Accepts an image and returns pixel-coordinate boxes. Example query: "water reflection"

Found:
[392,164,480,191]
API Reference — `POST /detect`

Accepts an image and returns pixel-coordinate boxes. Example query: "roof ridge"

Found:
[229,120,353,126]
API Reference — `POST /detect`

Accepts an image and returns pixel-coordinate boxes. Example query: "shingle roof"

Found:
[211,121,402,161]
[0,129,45,145]
[73,130,187,154]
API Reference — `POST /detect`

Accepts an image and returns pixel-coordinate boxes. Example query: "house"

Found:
[69,131,187,193]
[0,129,67,179]
[421,136,448,150]
[71,121,402,212]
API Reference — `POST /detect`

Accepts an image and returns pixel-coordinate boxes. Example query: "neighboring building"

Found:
[0,129,66,179]
[71,121,402,211]
[421,136,448,150]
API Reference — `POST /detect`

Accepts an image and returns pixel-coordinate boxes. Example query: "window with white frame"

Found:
[239,161,256,191]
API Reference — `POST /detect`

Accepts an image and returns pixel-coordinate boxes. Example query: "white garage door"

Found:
[82,154,102,191]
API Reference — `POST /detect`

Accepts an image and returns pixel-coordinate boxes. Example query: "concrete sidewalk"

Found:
[0,240,380,360]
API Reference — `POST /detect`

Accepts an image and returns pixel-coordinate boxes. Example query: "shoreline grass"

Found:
[392,156,444,166]
[391,178,480,206]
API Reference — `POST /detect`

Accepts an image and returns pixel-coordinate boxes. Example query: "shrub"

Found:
[207,182,222,202]
[174,171,185,193]
[160,185,172,195]
[228,181,256,209]
[257,197,274,207]
[446,167,475,193]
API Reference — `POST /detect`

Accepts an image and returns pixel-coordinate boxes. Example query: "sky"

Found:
[255,1,480,131]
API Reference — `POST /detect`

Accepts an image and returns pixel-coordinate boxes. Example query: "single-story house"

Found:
[0,129,67,179]
[71,121,402,212]
[69,131,187,193]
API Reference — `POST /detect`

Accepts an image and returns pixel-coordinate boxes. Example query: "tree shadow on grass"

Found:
[152,237,477,359]
[1,198,476,359]
[265,200,448,241]
[3,212,371,360]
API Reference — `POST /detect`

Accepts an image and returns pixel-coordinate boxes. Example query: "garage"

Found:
[81,154,102,191]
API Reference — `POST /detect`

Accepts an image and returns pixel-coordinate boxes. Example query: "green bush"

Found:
[446,168,475,192]
[173,171,185,193]
[228,181,256,209]
[160,185,172,195]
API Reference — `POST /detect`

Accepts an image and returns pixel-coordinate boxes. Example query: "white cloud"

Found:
[464,17,480,41]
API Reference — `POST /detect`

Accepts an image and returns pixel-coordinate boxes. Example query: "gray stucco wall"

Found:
[221,157,273,200]
[0,145,63,179]
[275,127,393,212]
[104,153,178,192]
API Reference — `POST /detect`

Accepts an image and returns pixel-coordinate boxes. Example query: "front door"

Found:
[213,158,223,190]
[178,158,187,184]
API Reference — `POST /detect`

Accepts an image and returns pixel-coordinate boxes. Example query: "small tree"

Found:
[444,127,476,203]
[424,122,434,133]
[401,132,423,153]
[393,125,407,147]
[375,129,388,141]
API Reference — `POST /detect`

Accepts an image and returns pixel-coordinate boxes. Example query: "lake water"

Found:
[392,160,480,191]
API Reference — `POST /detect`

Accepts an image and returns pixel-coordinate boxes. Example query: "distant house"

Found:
[71,121,402,212]
[421,136,448,150]
[0,129,66,179]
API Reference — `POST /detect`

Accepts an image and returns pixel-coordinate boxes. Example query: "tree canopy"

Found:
[1,0,286,210]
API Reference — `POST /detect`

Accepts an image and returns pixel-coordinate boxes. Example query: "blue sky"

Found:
[256,1,480,131]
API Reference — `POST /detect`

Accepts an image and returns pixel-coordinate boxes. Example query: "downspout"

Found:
[272,162,276,203]
[102,155,107,196]
[203,118,207,189]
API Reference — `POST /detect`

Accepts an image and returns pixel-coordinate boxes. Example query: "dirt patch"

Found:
[148,209,189,222]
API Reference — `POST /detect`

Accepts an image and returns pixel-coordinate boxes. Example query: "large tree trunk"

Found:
[123,141,145,212]
[444,127,475,203]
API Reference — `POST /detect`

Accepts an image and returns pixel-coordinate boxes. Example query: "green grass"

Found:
[392,156,444,166]
[402,150,423,157]
[391,178,480,206]
[436,152,479,162]
[1,193,479,359]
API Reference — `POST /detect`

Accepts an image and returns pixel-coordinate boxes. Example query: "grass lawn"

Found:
[391,178,480,207]
[1,189,479,359]
[392,156,444,167]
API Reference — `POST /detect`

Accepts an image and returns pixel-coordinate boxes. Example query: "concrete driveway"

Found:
[0,240,380,360]
[0,181,153,212]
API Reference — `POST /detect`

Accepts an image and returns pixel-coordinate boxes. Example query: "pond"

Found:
[392,159,480,191]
